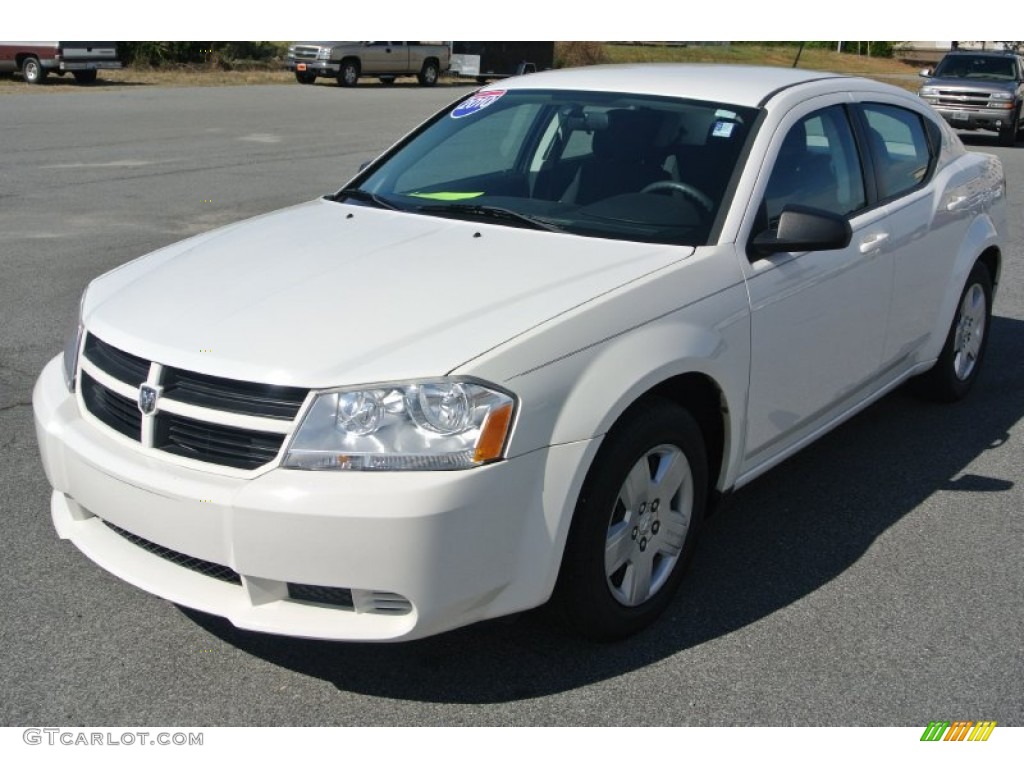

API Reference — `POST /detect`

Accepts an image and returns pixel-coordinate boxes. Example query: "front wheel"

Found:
[337,60,359,87]
[554,397,707,640]
[22,56,46,85]
[911,260,993,402]
[998,109,1018,146]
[295,71,317,85]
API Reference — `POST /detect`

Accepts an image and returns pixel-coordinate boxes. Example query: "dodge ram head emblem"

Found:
[138,384,160,415]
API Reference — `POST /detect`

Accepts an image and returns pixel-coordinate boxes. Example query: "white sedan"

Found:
[34,64,1006,641]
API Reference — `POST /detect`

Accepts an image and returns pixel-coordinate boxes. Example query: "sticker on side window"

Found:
[451,90,507,119]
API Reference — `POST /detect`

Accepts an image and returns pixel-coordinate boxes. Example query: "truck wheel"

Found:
[22,57,47,85]
[998,106,1018,146]
[73,70,98,85]
[295,71,317,85]
[417,59,439,87]
[337,59,359,87]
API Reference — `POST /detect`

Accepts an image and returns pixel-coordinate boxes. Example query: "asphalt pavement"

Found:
[1,82,1021,726]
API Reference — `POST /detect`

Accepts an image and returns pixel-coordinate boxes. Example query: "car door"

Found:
[853,99,962,368]
[740,99,895,472]
[363,41,404,74]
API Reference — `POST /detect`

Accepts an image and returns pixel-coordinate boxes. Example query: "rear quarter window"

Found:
[861,103,935,200]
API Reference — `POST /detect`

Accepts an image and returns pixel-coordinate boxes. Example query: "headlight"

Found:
[317,48,332,60]
[988,96,1014,109]
[918,86,938,98]
[62,290,86,392]
[283,378,516,471]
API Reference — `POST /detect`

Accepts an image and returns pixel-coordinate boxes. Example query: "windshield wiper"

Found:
[335,187,399,210]
[413,203,564,232]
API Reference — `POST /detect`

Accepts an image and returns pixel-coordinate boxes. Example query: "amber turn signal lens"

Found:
[474,402,514,463]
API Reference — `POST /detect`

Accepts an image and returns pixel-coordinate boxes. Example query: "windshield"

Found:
[934,55,1019,81]
[347,89,759,246]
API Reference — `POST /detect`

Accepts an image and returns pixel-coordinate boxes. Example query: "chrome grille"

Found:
[933,90,997,108]
[292,46,321,60]
[79,333,307,470]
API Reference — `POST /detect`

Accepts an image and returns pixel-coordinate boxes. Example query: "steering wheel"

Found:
[640,181,714,214]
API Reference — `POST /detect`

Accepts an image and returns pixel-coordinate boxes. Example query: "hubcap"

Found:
[605,444,693,607]
[953,283,986,381]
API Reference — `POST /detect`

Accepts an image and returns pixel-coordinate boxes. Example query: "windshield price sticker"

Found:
[452,90,507,119]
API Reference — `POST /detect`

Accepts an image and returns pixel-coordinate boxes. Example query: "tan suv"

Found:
[919,50,1024,146]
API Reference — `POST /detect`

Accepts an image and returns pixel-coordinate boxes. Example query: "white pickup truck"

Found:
[285,41,450,87]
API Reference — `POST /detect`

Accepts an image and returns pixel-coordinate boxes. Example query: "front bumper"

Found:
[34,355,592,641]
[286,60,339,77]
[927,104,1015,132]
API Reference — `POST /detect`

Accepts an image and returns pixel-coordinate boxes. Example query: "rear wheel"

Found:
[911,260,993,402]
[73,70,97,84]
[22,57,46,85]
[554,397,707,640]
[417,59,439,86]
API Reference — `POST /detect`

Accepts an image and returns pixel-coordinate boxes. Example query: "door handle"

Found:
[859,232,890,254]
[946,194,969,211]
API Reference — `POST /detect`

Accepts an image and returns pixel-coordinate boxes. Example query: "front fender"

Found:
[505,280,750,484]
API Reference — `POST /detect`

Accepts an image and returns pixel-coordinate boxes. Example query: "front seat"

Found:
[560,109,669,205]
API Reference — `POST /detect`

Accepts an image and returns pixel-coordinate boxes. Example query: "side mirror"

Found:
[750,206,852,258]
[919,67,934,78]
[359,160,372,171]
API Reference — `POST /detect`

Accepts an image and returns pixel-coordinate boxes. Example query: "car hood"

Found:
[923,76,1017,92]
[84,199,693,387]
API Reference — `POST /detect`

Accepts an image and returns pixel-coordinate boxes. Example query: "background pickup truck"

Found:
[918,49,1024,146]
[0,41,121,85]
[285,41,450,87]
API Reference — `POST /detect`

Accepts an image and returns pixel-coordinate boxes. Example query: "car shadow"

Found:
[181,313,1024,704]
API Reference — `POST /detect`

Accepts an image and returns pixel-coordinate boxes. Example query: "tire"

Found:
[554,397,708,641]
[911,260,993,402]
[337,59,359,87]
[998,109,1017,146]
[295,71,317,85]
[73,70,97,85]
[417,59,439,87]
[22,56,46,85]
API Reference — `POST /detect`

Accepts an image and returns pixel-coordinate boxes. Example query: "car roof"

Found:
[942,49,1017,57]
[498,64,861,108]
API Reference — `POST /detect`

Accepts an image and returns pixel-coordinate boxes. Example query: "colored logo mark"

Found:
[451,90,506,119]
[920,720,996,742]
